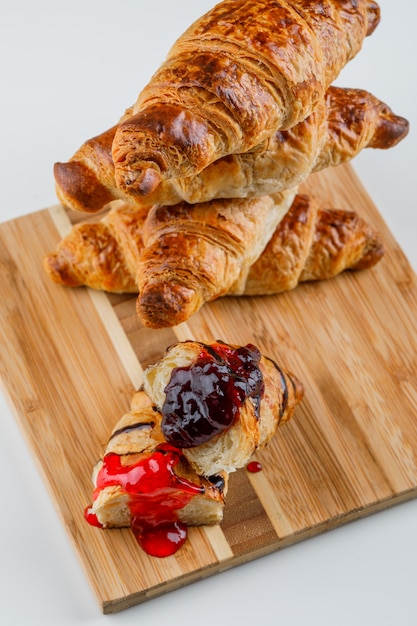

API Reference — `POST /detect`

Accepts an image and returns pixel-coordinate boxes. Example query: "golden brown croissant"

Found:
[44,187,297,297]
[137,188,297,328]
[142,340,304,476]
[44,201,149,293]
[54,87,408,213]
[111,0,381,195]
[138,192,384,327]
[84,389,229,557]
[44,193,384,327]
[230,193,384,295]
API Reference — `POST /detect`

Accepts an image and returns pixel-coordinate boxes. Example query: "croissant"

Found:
[54,86,408,213]
[44,193,384,327]
[230,193,385,295]
[85,341,303,556]
[137,188,298,328]
[84,389,229,557]
[45,186,296,298]
[111,0,381,196]
[142,340,304,476]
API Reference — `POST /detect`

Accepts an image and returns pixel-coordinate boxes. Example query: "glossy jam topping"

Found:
[246,461,262,473]
[84,444,204,557]
[161,342,265,448]
[135,521,188,558]
[84,507,103,528]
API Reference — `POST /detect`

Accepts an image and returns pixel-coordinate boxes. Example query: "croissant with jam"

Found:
[44,194,384,327]
[85,341,303,557]
[112,0,381,196]
[84,389,229,557]
[142,340,304,476]
[53,86,408,213]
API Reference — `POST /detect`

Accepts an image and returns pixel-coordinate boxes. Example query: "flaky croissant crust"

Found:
[112,0,381,195]
[44,193,384,329]
[87,389,229,529]
[54,86,408,213]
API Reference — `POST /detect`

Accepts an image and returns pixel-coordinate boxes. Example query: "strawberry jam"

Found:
[246,461,262,473]
[84,444,204,557]
[161,342,265,448]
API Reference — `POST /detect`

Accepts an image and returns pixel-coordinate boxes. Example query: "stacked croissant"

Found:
[46,1,409,552]
[44,0,408,330]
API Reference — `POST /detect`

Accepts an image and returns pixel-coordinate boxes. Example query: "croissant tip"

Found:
[371,113,410,150]
[352,237,385,271]
[137,282,199,329]
[136,168,162,196]
[53,160,116,213]
[366,1,381,36]
[43,253,81,287]
[115,166,161,197]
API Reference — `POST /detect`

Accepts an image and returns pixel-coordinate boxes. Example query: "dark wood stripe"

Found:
[220,469,278,557]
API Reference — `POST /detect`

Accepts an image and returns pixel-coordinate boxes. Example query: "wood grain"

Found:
[1,164,417,613]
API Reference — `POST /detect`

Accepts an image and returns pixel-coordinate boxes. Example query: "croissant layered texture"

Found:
[47,2,409,332]
[111,0,381,196]
[232,193,384,296]
[54,87,408,213]
[45,188,297,302]
[136,189,298,327]
[44,193,384,328]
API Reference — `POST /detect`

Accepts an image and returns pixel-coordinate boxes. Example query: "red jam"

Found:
[246,461,263,473]
[84,507,103,528]
[135,521,187,558]
[84,444,204,557]
[161,342,265,448]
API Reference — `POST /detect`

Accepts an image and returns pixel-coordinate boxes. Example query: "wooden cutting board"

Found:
[1,164,417,614]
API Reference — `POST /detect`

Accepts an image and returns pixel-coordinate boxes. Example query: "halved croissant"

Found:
[142,340,304,475]
[112,0,381,195]
[44,193,384,328]
[84,389,229,556]
[54,86,408,213]
[85,341,303,555]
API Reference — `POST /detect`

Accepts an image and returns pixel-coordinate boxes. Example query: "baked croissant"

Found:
[44,193,384,326]
[137,188,297,328]
[44,187,298,294]
[54,86,408,213]
[137,192,384,327]
[84,389,229,557]
[112,0,381,195]
[230,193,384,295]
[142,340,304,476]
[85,341,303,555]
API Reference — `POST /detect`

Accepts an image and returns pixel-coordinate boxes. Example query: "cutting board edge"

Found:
[98,484,417,614]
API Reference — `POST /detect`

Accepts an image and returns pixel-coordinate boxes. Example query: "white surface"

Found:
[1,2,416,624]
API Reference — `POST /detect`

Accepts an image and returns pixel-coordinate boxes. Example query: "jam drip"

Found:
[246,461,262,473]
[84,444,204,557]
[161,342,265,448]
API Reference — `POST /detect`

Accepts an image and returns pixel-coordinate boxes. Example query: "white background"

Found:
[1,2,416,624]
